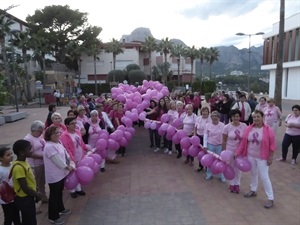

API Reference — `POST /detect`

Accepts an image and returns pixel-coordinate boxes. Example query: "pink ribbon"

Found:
[234,130,242,141]
[75,136,80,148]
[92,127,98,134]
[252,132,259,145]
[267,110,272,117]
[40,140,45,148]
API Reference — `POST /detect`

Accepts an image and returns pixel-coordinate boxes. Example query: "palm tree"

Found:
[85,38,102,95]
[152,62,172,85]
[105,38,124,73]
[0,10,15,87]
[158,37,173,63]
[13,30,32,101]
[170,44,184,86]
[198,47,208,84]
[66,41,85,88]
[141,36,157,80]
[206,47,220,80]
[184,45,198,82]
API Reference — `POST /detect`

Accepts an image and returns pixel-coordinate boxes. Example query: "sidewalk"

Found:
[0,103,299,225]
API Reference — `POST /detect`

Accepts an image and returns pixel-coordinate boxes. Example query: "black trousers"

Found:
[48,178,65,221]
[282,133,300,160]
[14,196,36,225]
[149,129,155,146]
[1,201,21,225]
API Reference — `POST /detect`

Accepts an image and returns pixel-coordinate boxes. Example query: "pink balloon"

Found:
[119,137,128,147]
[220,150,233,163]
[77,157,95,168]
[201,154,215,167]
[109,133,118,141]
[138,112,146,121]
[125,111,131,118]
[124,118,133,127]
[131,113,139,121]
[117,94,126,103]
[124,131,132,141]
[235,157,252,172]
[155,83,163,91]
[180,137,191,149]
[64,171,78,190]
[142,94,151,101]
[99,149,108,159]
[166,125,176,136]
[76,166,94,186]
[144,121,151,129]
[92,162,100,174]
[131,109,138,114]
[182,148,189,156]
[223,165,235,180]
[171,118,183,128]
[177,130,187,139]
[150,122,157,130]
[166,133,173,141]
[117,125,126,131]
[114,130,124,140]
[215,161,226,173]
[210,160,220,175]
[160,114,170,123]
[158,128,166,136]
[172,132,180,144]
[98,133,109,140]
[188,145,199,157]
[197,151,206,162]
[96,139,107,151]
[160,123,169,131]
[126,127,135,135]
[89,154,103,165]
[190,136,200,147]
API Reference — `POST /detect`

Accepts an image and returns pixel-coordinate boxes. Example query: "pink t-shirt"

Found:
[204,122,225,145]
[43,142,69,184]
[255,103,267,112]
[195,116,211,136]
[167,109,179,123]
[69,133,83,162]
[222,123,247,152]
[77,115,89,125]
[247,127,263,159]
[75,120,84,132]
[24,134,45,167]
[264,106,281,126]
[285,114,300,136]
[88,122,103,148]
[182,113,198,136]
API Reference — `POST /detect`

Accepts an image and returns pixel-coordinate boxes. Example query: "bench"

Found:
[0,116,5,125]
[3,111,27,123]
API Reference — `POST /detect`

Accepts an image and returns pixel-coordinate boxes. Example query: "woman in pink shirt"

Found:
[277,104,300,165]
[164,101,179,155]
[76,105,89,125]
[235,110,276,209]
[194,106,211,172]
[263,98,282,135]
[255,97,268,112]
[222,109,247,193]
[203,111,225,182]
[24,120,48,203]
[50,112,67,134]
[182,104,198,166]
[43,126,74,224]
[174,101,185,158]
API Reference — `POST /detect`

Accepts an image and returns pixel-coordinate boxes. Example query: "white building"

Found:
[261,13,300,100]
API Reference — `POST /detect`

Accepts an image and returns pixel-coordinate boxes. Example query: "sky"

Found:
[2,0,300,49]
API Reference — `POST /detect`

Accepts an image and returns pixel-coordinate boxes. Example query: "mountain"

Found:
[120,28,265,75]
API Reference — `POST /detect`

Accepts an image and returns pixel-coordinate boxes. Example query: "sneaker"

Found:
[70,192,77,198]
[176,153,182,159]
[76,190,86,196]
[291,159,296,165]
[59,209,71,215]
[234,185,240,193]
[100,168,105,172]
[168,151,172,155]
[49,218,65,225]
[205,176,212,180]
[220,177,226,183]
[154,148,160,152]
[164,149,169,154]
[229,185,235,193]
[276,158,286,162]
[264,200,274,209]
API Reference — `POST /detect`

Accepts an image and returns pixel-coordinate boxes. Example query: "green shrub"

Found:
[201,80,216,94]
[128,70,146,85]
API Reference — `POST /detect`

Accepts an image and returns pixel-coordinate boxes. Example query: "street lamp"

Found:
[236,32,264,92]
[9,31,19,112]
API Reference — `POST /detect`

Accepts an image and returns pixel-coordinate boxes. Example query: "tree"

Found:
[198,47,208,84]
[128,70,146,85]
[106,70,125,83]
[206,47,219,80]
[170,44,185,86]
[13,30,32,101]
[152,62,173,84]
[141,36,157,80]
[105,38,124,74]
[184,45,198,82]
[26,5,89,63]
[0,8,15,88]
[274,0,285,111]
[85,38,102,96]
[158,37,173,63]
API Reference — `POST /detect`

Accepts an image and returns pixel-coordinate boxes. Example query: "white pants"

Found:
[107,149,116,160]
[229,157,242,186]
[267,122,278,136]
[71,183,82,193]
[248,156,274,200]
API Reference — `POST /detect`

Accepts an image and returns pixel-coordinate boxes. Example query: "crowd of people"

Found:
[0,89,299,225]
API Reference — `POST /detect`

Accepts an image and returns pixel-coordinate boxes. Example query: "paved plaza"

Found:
[0,100,299,225]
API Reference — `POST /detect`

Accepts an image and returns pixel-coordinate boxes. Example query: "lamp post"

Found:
[9,32,19,112]
[177,57,180,86]
[236,32,264,92]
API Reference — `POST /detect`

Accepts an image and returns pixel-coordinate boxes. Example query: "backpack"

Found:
[0,163,26,203]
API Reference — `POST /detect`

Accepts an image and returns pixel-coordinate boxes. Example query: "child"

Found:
[0,146,21,225]
[11,140,41,225]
